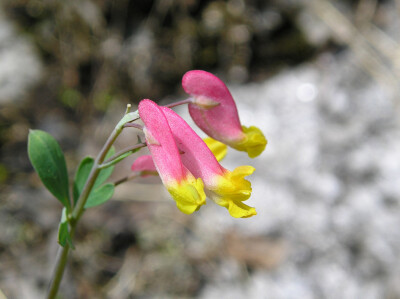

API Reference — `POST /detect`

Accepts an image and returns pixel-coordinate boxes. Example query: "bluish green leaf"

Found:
[73,147,116,204]
[58,208,73,248]
[73,157,94,204]
[94,147,115,188]
[85,183,114,208]
[28,130,70,208]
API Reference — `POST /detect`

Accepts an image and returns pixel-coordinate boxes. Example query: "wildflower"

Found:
[138,99,206,214]
[161,106,257,218]
[182,70,267,158]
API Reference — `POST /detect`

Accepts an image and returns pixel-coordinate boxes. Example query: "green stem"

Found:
[113,173,140,186]
[99,143,147,169]
[46,243,70,299]
[46,126,123,299]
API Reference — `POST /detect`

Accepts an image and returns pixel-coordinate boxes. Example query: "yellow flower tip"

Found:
[210,165,256,218]
[168,177,206,214]
[233,126,267,158]
[213,167,253,200]
[203,137,228,162]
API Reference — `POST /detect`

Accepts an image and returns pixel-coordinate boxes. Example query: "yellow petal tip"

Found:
[168,178,206,214]
[233,126,267,158]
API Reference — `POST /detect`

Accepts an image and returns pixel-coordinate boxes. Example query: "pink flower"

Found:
[138,99,206,214]
[182,70,267,158]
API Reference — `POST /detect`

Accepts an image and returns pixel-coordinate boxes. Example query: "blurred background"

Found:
[1,0,400,298]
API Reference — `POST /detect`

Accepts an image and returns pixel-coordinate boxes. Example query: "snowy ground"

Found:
[0,12,42,105]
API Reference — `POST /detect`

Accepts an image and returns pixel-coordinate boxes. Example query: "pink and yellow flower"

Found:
[135,100,257,218]
[138,99,206,214]
[161,106,257,218]
[182,70,267,158]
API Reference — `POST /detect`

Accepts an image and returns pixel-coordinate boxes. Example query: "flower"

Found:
[161,106,257,218]
[138,99,206,214]
[182,70,267,158]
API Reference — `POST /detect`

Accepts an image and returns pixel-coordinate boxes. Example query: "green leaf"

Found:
[73,157,94,204]
[73,147,116,205]
[94,147,115,188]
[58,208,74,248]
[28,130,70,208]
[85,183,114,208]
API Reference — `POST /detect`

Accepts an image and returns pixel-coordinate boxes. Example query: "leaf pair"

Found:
[28,130,116,209]
[28,130,115,248]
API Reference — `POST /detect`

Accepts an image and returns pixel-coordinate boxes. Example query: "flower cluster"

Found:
[131,70,267,218]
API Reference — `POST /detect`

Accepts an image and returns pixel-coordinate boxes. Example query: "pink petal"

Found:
[138,99,185,184]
